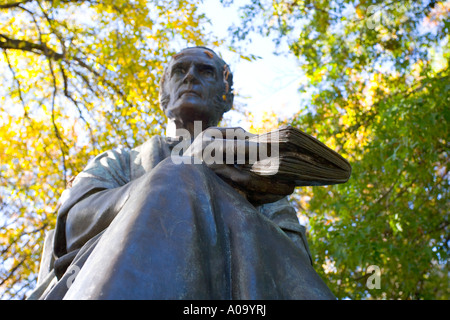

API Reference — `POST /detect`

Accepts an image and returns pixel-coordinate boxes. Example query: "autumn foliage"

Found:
[1,0,449,299]
[0,0,219,299]
[232,0,449,299]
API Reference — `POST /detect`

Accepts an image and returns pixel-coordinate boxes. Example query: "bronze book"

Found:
[244,125,352,187]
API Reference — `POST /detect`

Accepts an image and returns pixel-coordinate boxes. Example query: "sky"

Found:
[0,0,307,131]
[197,0,306,129]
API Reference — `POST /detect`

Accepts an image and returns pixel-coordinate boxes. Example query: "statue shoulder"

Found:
[129,135,172,180]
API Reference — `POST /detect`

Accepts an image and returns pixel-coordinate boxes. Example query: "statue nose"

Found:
[183,65,199,84]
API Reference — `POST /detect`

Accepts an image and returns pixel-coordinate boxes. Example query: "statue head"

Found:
[159,47,234,129]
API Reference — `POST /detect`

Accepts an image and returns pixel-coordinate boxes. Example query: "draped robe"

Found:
[29,135,335,300]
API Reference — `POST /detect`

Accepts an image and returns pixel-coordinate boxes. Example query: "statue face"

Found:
[163,48,229,127]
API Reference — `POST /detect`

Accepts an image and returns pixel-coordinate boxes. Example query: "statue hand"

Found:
[209,163,295,205]
[183,127,295,205]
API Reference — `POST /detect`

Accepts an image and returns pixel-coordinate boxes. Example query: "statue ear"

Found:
[159,91,170,112]
[223,92,234,113]
[159,68,171,112]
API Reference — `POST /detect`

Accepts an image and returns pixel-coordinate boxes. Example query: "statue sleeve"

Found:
[53,147,132,258]
[257,197,313,265]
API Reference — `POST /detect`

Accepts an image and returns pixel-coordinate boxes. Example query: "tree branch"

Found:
[0,33,102,78]
[0,0,97,10]
[47,57,69,185]
[0,33,128,109]
[0,257,27,287]
[0,0,33,9]
[2,49,29,118]
[59,62,97,150]
[0,33,64,60]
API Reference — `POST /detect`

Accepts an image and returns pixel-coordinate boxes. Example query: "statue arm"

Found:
[53,147,132,257]
[258,197,313,265]
[64,182,133,252]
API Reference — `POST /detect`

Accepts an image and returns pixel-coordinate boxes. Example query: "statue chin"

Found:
[166,103,222,131]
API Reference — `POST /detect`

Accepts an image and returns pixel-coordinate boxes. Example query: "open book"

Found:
[242,126,352,187]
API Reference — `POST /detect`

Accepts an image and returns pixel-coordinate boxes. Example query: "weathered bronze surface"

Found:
[29,47,335,300]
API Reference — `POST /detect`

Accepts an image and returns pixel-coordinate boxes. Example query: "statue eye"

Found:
[172,67,186,76]
[200,68,215,78]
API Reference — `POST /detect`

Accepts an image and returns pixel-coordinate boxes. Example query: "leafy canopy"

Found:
[0,0,221,299]
[1,0,448,300]
[228,0,449,299]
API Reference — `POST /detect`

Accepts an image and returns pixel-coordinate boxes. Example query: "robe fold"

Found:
[29,135,335,300]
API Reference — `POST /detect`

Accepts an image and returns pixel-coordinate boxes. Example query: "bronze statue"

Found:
[29,47,335,300]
